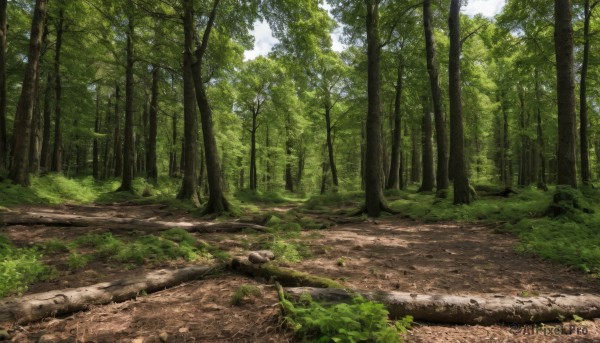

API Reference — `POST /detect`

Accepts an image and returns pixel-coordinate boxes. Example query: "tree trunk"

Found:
[284,287,600,325]
[448,0,471,205]
[113,85,122,177]
[423,0,449,196]
[580,0,594,185]
[169,113,177,177]
[386,58,403,190]
[500,90,511,187]
[410,125,420,183]
[325,106,338,188]
[0,0,7,171]
[177,0,199,204]
[51,7,64,174]
[250,113,258,191]
[285,119,294,192]
[9,0,47,186]
[28,66,42,174]
[40,73,52,172]
[147,66,159,183]
[102,95,113,179]
[535,70,547,189]
[364,0,390,217]
[420,96,435,192]
[554,0,577,188]
[93,87,100,180]
[0,265,217,324]
[117,15,135,192]
[189,0,229,214]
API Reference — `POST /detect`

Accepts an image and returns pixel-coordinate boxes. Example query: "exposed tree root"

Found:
[0,265,220,324]
[284,287,600,325]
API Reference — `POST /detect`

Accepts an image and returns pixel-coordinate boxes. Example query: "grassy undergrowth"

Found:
[281,292,412,343]
[0,235,54,297]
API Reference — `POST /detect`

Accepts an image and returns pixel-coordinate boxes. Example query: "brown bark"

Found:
[420,96,435,192]
[0,265,217,324]
[147,66,159,183]
[177,0,199,203]
[51,7,64,174]
[423,0,449,196]
[117,15,135,192]
[0,0,6,170]
[28,60,43,174]
[364,0,390,217]
[93,87,100,179]
[250,110,258,190]
[386,58,403,190]
[448,0,471,205]
[285,118,294,192]
[325,106,338,188]
[113,85,122,177]
[39,73,52,172]
[192,0,230,214]
[579,0,596,184]
[9,0,47,186]
[284,287,600,325]
[554,0,577,188]
[169,112,177,177]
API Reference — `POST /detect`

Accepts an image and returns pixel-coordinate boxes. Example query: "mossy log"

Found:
[0,265,218,324]
[1,212,268,233]
[284,287,600,325]
[229,257,343,288]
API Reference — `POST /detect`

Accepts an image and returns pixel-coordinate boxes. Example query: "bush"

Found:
[281,293,411,343]
[0,235,51,296]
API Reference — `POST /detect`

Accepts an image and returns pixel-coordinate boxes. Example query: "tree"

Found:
[51,4,65,173]
[9,0,48,186]
[386,55,404,190]
[0,0,6,171]
[448,0,471,205]
[420,96,435,192]
[117,7,135,192]
[554,0,577,188]
[146,66,159,184]
[423,0,449,197]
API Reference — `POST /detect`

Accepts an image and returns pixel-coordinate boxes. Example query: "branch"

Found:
[460,22,488,46]
[194,0,220,63]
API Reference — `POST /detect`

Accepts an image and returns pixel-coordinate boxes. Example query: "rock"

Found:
[256,250,275,260]
[131,338,144,343]
[38,334,59,343]
[158,331,168,343]
[178,327,189,333]
[248,252,269,264]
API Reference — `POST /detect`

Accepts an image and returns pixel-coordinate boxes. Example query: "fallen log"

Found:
[1,212,269,233]
[284,287,600,325]
[0,265,219,324]
[229,257,343,288]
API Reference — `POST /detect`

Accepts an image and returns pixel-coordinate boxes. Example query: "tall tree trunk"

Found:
[534,69,547,189]
[250,113,258,191]
[448,0,471,204]
[580,0,595,185]
[364,0,390,217]
[410,125,420,183]
[51,7,64,173]
[554,0,577,188]
[40,73,52,172]
[147,66,159,183]
[169,113,177,177]
[386,58,403,190]
[9,0,47,186]
[113,85,122,177]
[118,15,135,192]
[265,125,271,190]
[102,95,113,179]
[93,87,100,180]
[28,64,43,174]
[423,0,449,196]
[420,96,435,192]
[285,119,294,192]
[178,0,199,203]
[325,106,338,188]
[0,0,7,170]
[500,90,511,187]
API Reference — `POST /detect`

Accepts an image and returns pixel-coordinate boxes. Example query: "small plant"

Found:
[0,235,52,296]
[68,252,90,270]
[281,293,411,343]
[336,257,346,267]
[573,314,584,322]
[271,240,303,263]
[231,284,262,306]
[41,238,70,254]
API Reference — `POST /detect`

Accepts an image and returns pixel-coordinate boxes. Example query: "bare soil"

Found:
[2,204,600,342]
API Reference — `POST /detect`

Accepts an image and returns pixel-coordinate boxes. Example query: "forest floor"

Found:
[1,201,600,342]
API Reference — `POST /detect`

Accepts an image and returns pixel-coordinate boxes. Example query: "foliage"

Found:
[0,235,53,297]
[281,293,411,343]
[231,284,262,306]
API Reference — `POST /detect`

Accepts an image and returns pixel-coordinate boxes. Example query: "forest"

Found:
[1,0,600,342]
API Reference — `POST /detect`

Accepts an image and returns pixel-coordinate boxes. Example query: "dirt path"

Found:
[2,204,600,342]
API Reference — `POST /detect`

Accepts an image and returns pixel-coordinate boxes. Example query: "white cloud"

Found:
[462,0,506,18]
[244,20,279,61]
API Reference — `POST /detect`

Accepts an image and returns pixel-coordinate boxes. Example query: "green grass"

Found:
[281,293,411,343]
[0,235,54,297]
[231,284,262,306]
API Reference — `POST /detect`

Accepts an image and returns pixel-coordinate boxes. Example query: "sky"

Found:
[243,0,507,61]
